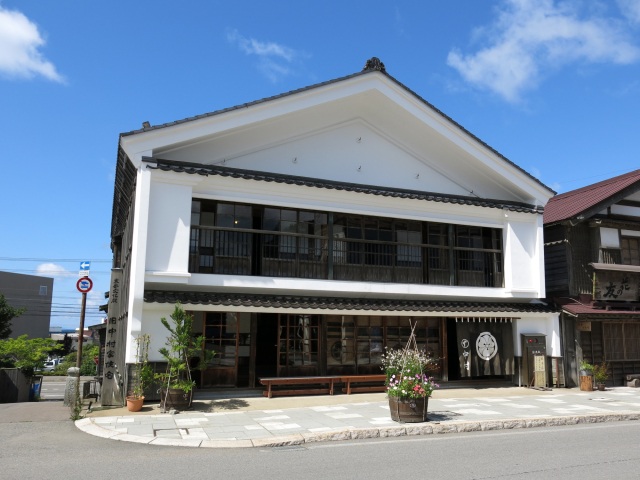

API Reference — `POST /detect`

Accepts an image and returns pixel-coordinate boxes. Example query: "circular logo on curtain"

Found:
[476,332,498,360]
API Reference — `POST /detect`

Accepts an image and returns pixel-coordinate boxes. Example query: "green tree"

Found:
[55,344,100,376]
[0,335,61,377]
[0,293,26,339]
[157,303,211,393]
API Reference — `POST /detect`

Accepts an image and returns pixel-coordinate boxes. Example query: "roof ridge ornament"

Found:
[363,57,386,73]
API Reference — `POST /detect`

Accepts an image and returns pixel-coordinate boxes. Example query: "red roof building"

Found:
[543,169,640,388]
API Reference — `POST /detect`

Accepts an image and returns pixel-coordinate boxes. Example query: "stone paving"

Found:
[75,387,640,448]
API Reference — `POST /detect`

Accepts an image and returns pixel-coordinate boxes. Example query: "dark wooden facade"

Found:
[544,173,640,388]
[182,311,521,389]
[544,223,608,298]
[191,312,445,388]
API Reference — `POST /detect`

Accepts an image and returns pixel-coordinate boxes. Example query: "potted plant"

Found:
[381,322,439,423]
[157,303,211,411]
[579,361,594,377]
[126,334,152,412]
[578,360,595,391]
[592,361,609,391]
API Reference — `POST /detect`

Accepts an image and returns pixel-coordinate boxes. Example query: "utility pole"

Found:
[76,289,87,370]
[74,263,92,412]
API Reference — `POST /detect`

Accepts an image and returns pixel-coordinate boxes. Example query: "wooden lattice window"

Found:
[355,316,384,366]
[203,312,238,367]
[278,315,319,367]
[621,237,640,265]
[604,322,640,361]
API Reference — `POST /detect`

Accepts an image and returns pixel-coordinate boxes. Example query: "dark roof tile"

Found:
[143,290,556,314]
[145,157,544,214]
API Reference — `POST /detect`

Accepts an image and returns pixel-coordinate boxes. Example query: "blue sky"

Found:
[1,0,639,330]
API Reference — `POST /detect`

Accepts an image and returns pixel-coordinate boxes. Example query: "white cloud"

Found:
[257,58,293,83]
[36,263,73,278]
[549,181,562,192]
[529,166,542,180]
[447,0,640,102]
[227,29,306,82]
[227,29,295,61]
[394,7,407,38]
[618,0,640,23]
[0,6,64,82]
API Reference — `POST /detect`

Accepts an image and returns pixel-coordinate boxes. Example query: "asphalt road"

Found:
[39,380,65,401]
[2,415,640,479]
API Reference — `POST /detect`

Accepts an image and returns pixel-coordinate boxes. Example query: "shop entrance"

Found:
[446,319,462,380]
[255,313,278,384]
[446,318,514,381]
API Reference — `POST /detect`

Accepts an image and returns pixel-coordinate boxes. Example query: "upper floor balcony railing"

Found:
[189,226,503,288]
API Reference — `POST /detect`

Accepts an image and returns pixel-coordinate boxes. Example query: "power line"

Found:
[1,257,113,325]
[0,268,110,276]
[0,257,112,263]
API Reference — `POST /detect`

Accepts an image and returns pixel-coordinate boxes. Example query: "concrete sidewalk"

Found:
[75,386,640,448]
[0,400,70,423]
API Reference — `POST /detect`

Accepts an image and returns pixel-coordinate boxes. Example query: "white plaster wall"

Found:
[187,273,525,301]
[191,122,472,197]
[504,216,542,296]
[126,167,151,360]
[512,314,561,357]
[146,82,553,206]
[193,173,505,228]
[611,204,640,218]
[133,305,176,363]
[146,179,193,275]
[141,168,544,301]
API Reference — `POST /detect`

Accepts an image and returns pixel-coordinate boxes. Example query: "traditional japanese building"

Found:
[544,169,640,387]
[102,58,559,405]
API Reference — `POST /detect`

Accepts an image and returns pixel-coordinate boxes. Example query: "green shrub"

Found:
[54,345,99,376]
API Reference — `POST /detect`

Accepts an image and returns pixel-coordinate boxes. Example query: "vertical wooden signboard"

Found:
[100,269,123,406]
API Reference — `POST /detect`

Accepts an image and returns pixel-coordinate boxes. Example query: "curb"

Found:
[76,411,640,449]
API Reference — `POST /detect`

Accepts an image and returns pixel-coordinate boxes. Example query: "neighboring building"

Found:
[50,327,94,352]
[544,169,640,387]
[0,271,53,339]
[103,58,558,405]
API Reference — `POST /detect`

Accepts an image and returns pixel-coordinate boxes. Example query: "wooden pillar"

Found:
[441,317,449,381]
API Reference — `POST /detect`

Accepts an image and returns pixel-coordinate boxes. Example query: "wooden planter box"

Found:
[159,388,192,410]
[579,375,593,391]
[389,396,429,423]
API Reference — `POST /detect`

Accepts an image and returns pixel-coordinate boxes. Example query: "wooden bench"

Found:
[341,374,387,394]
[259,376,340,398]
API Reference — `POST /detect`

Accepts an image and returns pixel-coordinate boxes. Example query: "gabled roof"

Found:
[544,169,640,225]
[112,58,556,240]
[120,58,553,196]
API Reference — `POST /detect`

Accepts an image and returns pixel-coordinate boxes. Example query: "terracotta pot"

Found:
[160,388,192,411]
[389,396,429,423]
[597,383,606,391]
[126,396,144,412]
